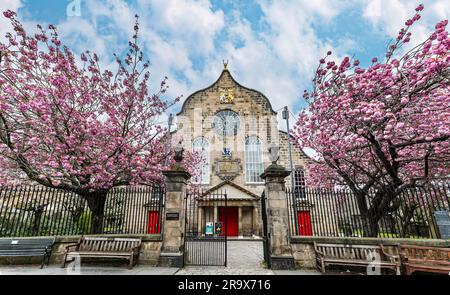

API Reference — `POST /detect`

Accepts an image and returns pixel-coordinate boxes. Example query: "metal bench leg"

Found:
[46,249,52,267]
[61,254,67,268]
[320,258,325,273]
[40,256,45,269]
[128,255,134,270]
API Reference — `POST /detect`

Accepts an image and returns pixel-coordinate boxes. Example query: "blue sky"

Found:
[1,0,449,128]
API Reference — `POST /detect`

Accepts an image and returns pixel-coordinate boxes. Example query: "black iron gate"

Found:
[261,190,271,268]
[184,189,227,266]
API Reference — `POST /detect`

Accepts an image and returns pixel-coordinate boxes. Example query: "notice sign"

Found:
[215,222,223,235]
[434,210,450,239]
[166,212,179,220]
[205,222,214,235]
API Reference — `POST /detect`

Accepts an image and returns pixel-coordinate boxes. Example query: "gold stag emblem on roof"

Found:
[219,87,234,104]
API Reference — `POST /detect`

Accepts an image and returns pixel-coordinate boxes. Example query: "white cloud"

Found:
[4,0,448,132]
[216,0,355,131]
[0,0,22,41]
[138,0,224,55]
[362,0,450,44]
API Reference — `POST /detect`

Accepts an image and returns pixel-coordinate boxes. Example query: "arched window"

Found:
[245,136,264,183]
[294,168,306,199]
[192,137,210,184]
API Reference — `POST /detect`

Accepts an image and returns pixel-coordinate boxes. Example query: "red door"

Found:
[147,211,161,234]
[219,207,238,236]
[297,211,312,236]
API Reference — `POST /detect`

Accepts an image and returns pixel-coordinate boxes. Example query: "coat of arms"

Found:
[219,87,234,104]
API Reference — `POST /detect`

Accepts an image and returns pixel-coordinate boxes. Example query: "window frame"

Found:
[293,168,307,199]
[192,136,210,185]
[244,136,264,184]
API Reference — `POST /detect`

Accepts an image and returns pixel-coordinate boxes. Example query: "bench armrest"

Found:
[64,243,80,252]
[132,245,141,254]
[313,242,324,257]
[380,245,400,263]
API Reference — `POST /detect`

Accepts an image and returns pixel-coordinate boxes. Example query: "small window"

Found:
[245,136,264,183]
[294,169,306,199]
[192,137,210,184]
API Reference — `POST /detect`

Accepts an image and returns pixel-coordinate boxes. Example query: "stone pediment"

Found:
[203,181,260,200]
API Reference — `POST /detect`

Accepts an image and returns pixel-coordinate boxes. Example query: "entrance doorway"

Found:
[219,206,238,237]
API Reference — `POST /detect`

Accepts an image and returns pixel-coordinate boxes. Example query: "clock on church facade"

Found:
[173,63,310,238]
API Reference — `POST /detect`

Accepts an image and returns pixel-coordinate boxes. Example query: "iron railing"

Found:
[286,182,450,239]
[0,185,165,237]
[184,188,227,266]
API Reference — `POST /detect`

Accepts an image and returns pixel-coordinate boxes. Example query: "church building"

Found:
[173,63,310,238]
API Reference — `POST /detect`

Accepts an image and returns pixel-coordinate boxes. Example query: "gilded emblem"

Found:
[219,87,234,104]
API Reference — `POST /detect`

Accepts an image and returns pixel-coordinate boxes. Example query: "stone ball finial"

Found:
[174,141,184,162]
[268,142,279,164]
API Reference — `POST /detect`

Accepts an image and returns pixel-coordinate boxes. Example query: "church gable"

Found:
[177,66,276,117]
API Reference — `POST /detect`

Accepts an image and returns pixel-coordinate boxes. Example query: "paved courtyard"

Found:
[0,265,178,275]
[177,240,319,275]
[0,241,320,275]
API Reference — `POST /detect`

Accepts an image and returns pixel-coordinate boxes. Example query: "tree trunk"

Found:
[399,204,416,238]
[32,207,45,236]
[84,192,108,234]
[366,213,380,237]
[354,192,379,237]
[365,188,402,238]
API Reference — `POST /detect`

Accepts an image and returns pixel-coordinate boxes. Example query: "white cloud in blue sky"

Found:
[1,0,449,128]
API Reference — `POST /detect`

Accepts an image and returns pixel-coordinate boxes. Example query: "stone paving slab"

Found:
[174,267,320,275]
[175,266,275,275]
[0,265,178,275]
[0,265,320,275]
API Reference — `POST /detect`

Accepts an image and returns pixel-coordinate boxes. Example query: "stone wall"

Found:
[0,234,162,266]
[291,236,450,270]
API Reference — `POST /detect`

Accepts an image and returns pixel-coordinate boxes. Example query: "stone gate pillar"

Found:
[260,144,295,270]
[159,145,191,267]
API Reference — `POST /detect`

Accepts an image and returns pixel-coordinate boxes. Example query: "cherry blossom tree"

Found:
[294,4,450,237]
[0,11,200,233]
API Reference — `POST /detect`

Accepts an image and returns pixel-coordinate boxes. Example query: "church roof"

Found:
[177,68,277,115]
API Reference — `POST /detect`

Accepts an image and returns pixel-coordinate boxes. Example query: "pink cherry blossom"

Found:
[0,12,202,232]
[293,5,449,237]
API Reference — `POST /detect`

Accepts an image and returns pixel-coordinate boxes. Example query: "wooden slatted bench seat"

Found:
[61,236,142,269]
[314,242,400,275]
[0,237,56,268]
[398,245,450,275]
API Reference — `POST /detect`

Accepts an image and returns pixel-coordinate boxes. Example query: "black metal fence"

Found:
[0,185,165,237]
[286,182,450,239]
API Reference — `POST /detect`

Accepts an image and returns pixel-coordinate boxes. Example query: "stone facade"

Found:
[173,66,310,238]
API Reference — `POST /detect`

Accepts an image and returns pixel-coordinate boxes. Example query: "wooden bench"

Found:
[61,236,142,269]
[0,237,56,269]
[398,245,450,275]
[314,242,400,275]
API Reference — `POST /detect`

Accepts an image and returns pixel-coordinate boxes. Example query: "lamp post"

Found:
[282,106,298,234]
[164,113,174,166]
